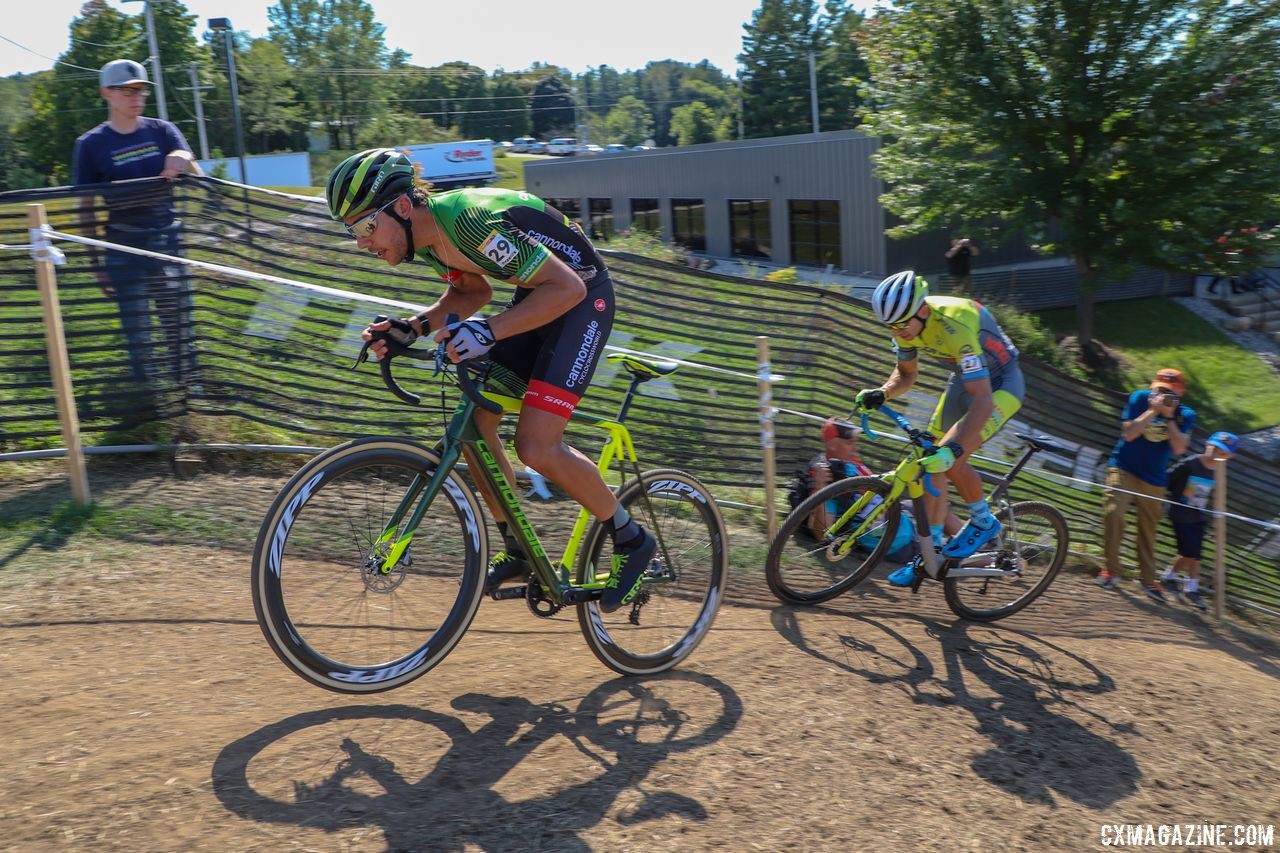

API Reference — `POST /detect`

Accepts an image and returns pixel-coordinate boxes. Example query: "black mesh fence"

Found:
[2,176,1278,614]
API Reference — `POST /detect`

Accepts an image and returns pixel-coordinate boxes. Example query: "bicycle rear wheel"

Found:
[251,437,488,693]
[943,500,1068,622]
[577,469,728,676]
[765,476,899,605]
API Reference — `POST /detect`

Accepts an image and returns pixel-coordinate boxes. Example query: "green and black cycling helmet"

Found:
[326,148,419,259]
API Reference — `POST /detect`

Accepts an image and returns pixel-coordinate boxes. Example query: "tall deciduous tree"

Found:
[860,0,1280,354]
[604,95,655,146]
[739,0,822,138]
[267,0,389,148]
[238,39,307,153]
[530,74,575,136]
[670,101,719,145]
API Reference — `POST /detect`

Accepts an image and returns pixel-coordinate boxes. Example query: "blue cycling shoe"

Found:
[941,518,1002,559]
[887,564,919,587]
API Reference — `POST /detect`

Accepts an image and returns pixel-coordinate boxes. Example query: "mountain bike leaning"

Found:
[250,320,729,692]
[765,403,1069,621]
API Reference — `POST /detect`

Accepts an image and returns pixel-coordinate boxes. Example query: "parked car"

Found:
[604,143,629,153]
[498,140,515,151]
[526,141,549,155]
[630,145,653,151]
[511,136,538,153]
[582,144,605,155]
[547,137,579,155]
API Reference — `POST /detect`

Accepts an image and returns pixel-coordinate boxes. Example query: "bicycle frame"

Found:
[365,367,655,607]
[822,405,1049,581]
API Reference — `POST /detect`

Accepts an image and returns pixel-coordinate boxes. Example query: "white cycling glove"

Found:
[446,318,496,361]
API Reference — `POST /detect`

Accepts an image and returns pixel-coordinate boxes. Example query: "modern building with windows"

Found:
[525,129,897,274]
[523,128,1189,308]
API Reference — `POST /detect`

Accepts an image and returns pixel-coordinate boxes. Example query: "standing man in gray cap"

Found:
[73,59,203,398]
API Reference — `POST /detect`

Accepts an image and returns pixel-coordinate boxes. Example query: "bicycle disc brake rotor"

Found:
[360,542,408,593]
[824,535,856,562]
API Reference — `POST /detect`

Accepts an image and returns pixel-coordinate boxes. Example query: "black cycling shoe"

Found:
[484,551,530,594]
[600,528,656,613]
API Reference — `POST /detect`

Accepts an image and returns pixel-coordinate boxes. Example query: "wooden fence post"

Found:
[28,204,90,505]
[1213,455,1228,620]
[756,336,777,542]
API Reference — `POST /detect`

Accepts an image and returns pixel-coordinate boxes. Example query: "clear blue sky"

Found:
[1,0,877,78]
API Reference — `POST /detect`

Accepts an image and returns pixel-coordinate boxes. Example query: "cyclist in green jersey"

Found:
[326,148,653,613]
[854,270,1025,586]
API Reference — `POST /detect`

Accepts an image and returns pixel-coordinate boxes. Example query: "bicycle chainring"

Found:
[526,583,563,618]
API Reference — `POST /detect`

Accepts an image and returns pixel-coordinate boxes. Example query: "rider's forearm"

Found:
[881,365,916,399]
[416,287,491,334]
[487,276,585,340]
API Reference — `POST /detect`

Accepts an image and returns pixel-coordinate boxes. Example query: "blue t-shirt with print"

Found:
[72,117,191,229]
[1108,389,1196,486]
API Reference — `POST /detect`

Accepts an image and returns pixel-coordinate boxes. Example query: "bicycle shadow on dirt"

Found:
[211,671,741,851]
[771,605,1140,809]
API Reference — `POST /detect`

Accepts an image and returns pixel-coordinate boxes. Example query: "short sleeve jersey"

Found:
[420,188,607,289]
[1166,456,1215,524]
[1108,390,1197,486]
[72,117,191,228]
[892,296,1020,384]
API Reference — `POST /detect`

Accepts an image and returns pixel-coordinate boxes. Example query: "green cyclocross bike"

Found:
[251,317,729,693]
[765,404,1069,621]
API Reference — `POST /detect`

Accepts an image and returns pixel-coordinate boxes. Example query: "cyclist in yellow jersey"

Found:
[854,270,1025,586]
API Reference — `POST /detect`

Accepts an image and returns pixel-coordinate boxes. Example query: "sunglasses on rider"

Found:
[344,196,400,239]
[887,311,922,331]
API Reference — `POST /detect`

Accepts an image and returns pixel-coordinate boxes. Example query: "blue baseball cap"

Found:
[1207,431,1239,456]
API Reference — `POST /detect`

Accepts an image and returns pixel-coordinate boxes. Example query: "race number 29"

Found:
[481,230,519,267]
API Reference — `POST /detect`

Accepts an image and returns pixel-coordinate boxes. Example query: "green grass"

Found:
[1038,297,1280,433]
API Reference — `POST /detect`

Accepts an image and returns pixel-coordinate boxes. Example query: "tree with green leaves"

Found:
[739,0,823,138]
[860,0,1280,354]
[816,1,868,131]
[531,74,575,136]
[669,101,719,146]
[604,95,655,146]
[238,39,307,153]
[267,0,390,148]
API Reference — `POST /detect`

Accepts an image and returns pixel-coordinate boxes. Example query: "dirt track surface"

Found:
[3,462,1280,852]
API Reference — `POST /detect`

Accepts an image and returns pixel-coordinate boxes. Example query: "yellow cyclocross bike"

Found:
[766,404,1068,621]
[251,316,728,692]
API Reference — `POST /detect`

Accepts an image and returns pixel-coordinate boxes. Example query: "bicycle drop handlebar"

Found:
[352,313,503,414]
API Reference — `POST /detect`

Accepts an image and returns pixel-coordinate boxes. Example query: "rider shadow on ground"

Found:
[770,606,1140,809]
[211,671,741,852]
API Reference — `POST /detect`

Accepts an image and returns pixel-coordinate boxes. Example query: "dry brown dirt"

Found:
[2,460,1279,852]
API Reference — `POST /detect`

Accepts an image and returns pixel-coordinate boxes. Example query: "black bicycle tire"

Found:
[765,475,900,605]
[250,437,488,693]
[575,468,729,676]
[942,500,1068,622]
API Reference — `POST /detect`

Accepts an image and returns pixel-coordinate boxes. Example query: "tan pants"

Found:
[1102,467,1167,585]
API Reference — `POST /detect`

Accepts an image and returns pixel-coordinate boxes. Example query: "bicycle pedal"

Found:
[909,571,927,594]
[490,585,528,601]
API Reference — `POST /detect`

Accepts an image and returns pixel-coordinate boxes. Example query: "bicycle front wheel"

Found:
[765,475,900,605]
[251,437,488,693]
[577,469,729,676]
[943,500,1068,622]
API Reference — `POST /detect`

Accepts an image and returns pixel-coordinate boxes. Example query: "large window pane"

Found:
[671,198,705,251]
[589,198,613,241]
[788,200,841,268]
[630,198,659,233]
[729,198,771,259]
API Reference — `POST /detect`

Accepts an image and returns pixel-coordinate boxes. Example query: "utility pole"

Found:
[176,64,212,160]
[737,74,745,139]
[808,49,820,134]
[124,0,168,121]
[208,18,247,184]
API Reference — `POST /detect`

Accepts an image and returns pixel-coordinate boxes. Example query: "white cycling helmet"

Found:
[871,270,929,325]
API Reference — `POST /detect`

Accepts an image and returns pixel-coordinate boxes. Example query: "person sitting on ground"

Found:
[1158,431,1238,611]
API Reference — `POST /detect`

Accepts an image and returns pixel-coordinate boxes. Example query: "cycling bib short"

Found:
[421,188,613,417]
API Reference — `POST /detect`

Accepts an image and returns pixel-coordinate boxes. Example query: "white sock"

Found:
[1185,578,1199,593]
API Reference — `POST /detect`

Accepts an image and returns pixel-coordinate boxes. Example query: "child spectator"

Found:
[1158,431,1239,611]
